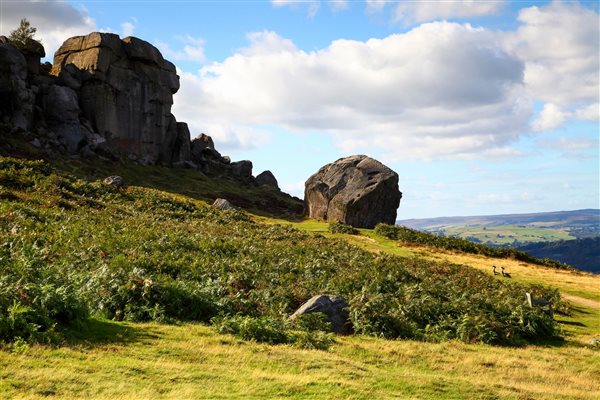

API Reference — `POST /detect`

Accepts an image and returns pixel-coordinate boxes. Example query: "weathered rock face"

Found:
[305,155,402,229]
[50,32,181,164]
[0,39,34,131]
[290,295,352,335]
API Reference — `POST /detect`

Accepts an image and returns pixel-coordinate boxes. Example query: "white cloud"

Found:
[366,0,391,14]
[173,69,270,151]
[121,17,137,37]
[531,102,599,132]
[155,35,206,64]
[174,24,530,160]
[575,103,600,122]
[329,0,348,12]
[506,2,599,107]
[272,0,320,17]
[531,103,569,132]
[1,0,96,58]
[393,0,505,24]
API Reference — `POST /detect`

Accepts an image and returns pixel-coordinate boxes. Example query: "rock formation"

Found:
[305,155,402,229]
[50,33,183,164]
[0,31,303,216]
[290,295,352,335]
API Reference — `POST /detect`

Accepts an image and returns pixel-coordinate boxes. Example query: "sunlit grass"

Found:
[1,320,598,400]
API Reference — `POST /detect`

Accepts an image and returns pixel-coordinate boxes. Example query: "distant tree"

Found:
[8,18,41,50]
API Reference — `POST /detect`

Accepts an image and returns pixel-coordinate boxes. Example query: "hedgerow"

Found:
[0,157,562,346]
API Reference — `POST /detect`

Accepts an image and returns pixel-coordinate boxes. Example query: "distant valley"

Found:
[398,209,600,273]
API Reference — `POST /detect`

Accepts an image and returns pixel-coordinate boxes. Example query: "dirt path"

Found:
[562,293,600,309]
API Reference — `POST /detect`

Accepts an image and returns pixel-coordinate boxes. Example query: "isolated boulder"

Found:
[291,295,352,335]
[305,155,401,229]
[255,170,279,189]
[50,32,181,164]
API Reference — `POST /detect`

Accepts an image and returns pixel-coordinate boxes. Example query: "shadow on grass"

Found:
[556,320,586,327]
[60,318,160,348]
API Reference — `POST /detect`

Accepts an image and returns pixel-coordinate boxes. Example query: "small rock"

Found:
[588,338,600,346]
[213,198,239,211]
[103,175,124,188]
[291,294,352,335]
[31,138,41,148]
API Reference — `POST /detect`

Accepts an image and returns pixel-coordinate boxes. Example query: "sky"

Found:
[1,0,598,219]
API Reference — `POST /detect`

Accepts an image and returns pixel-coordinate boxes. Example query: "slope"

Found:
[1,157,599,400]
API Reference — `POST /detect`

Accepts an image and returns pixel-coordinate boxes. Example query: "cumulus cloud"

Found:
[172,69,271,151]
[531,103,569,132]
[575,103,600,122]
[174,25,530,159]
[393,0,505,24]
[1,0,96,58]
[366,0,505,23]
[155,35,206,64]
[507,2,599,106]
[532,102,600,132]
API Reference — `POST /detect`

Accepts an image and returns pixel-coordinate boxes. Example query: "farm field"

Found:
[442,225,574,245]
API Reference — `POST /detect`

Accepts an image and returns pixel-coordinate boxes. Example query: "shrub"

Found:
[329,222,359,235]
[0,157,562,346]
[211,315,335,350]
[212,315,288,345]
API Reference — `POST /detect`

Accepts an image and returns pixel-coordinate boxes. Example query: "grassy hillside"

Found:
[1,156,599,399]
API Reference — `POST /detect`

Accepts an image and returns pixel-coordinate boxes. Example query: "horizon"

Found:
[2,0,598,219]
[396,207,600,221]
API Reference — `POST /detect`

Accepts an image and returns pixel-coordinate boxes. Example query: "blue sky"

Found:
[2,0,598,218]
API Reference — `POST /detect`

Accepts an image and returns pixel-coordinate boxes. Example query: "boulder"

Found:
[255,170,279,189]
[291,295,352,335]
[231,160,253,179]
[50,32,182,164]
[103,175,124,188]
[213,198,238,211]
[19,38,45,75]
[305,155,401,229]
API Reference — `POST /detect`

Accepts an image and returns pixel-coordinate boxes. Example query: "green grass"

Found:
[0,320,598,400]
[1,156,599,399]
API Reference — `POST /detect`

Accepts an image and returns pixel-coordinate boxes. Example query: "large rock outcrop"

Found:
[50,33,183,164]
[305,155,401,228]
[0,32,305,217]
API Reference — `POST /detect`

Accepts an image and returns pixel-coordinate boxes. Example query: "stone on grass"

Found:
[291,294,352,335]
